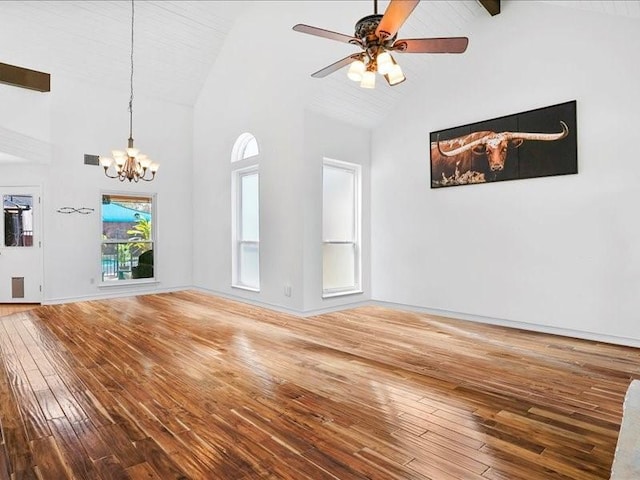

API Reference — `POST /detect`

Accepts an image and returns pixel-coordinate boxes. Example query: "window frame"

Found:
[322,158,362,298]
[99,191,157,286]
[231,132,259,162]
[231,164,260,292]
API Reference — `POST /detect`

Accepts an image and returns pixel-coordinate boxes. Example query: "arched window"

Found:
[231,133,259,162]
[231,133,260,291]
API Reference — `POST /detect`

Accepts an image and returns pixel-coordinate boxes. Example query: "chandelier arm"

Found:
[103,169,121,179]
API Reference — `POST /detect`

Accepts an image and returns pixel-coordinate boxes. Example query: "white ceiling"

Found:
[1,1,639,129]
[0,0,246,106]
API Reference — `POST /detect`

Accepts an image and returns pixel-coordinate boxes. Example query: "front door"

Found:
[0,186,42,303]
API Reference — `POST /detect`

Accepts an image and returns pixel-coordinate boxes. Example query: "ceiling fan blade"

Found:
[375,0,420,40]
[311,54,361,78]
[393,37,469,54]
[293,24,358,45]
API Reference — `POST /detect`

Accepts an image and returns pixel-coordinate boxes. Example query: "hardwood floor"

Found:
[0,291,637,479]
[0,304,39,318]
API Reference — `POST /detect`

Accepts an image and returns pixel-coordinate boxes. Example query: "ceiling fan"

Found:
[293,0,468,89]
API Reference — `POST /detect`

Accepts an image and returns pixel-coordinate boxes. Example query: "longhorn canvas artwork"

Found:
[430,100,577,188]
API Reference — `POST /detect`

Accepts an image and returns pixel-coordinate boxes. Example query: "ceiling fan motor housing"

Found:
[354,14,396,53]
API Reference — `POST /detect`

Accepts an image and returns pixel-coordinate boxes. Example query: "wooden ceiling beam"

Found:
[0,62,50,92]
[478,0,501,16]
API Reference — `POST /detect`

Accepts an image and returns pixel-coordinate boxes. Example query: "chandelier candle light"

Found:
[100,0,158,182]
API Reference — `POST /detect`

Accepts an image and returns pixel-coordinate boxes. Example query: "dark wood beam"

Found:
[0,62,50,92]
[479,0,500,16]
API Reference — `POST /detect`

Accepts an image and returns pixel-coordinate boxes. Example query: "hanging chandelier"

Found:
[100,0,158,182]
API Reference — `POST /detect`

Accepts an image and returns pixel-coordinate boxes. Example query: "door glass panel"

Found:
[3,195,33,247]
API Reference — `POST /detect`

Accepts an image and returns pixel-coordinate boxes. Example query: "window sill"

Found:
[232,284,260,293]
[99,279,159,288]
[322,289,363,299]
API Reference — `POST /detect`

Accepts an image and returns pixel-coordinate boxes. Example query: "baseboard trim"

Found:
[193,287,371,318]
[42,285,190,305]
[43,287,640,348]
[371,299,640,348]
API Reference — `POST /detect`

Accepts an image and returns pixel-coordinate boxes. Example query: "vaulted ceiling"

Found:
[2,1,639,129]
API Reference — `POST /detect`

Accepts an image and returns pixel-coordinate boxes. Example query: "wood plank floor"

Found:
[0,291,638,479]
[0,304,39,318]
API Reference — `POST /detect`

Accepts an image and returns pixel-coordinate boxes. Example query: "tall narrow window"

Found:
[323,158,361,297]
[232,133,260,291]
[101,193,155,282]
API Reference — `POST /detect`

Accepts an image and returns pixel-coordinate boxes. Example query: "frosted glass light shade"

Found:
[347,60,365,81]
[149,162,159,173]
[139,157,152,169]
[387,63,406,86]
[99,157,113,168]
[376,51,393,75]
[360,70,376,89]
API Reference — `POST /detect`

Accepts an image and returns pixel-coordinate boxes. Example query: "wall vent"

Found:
[84,154,99,166]
[11,277,25,298]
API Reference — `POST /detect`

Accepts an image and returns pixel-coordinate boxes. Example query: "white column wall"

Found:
[301,111,371,312]
[193,2,309,311]
[193,2,373,313]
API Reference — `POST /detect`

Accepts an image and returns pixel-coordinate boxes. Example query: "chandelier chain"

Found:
[100,0,158,182]
[129,0,135,140]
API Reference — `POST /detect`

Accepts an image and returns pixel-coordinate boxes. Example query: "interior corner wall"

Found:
[192,2,373,314]
[0,72,194,303]
[192,2,312,312]
[371,1,640,343]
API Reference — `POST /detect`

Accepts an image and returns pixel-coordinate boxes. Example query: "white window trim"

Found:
[99,191,157,287]
[231,165,260,292]
[231,132,259,163]
[322,158,362,298]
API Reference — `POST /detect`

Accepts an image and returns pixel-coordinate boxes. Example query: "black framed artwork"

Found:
[430,100,577,188]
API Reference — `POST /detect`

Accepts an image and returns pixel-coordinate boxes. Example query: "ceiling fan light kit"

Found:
[293,0,468,89]
[361,69,377,89]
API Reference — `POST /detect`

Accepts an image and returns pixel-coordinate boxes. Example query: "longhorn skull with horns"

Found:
[437,121,569,173]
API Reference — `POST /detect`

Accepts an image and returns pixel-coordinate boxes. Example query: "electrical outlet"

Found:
[284,284,291,297]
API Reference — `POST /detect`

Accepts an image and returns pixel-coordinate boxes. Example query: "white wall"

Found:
[371,2,640,343]
[193,2,308,312]
[0,72,193,303]
[193,2,372,313]
[302,111,371,312]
